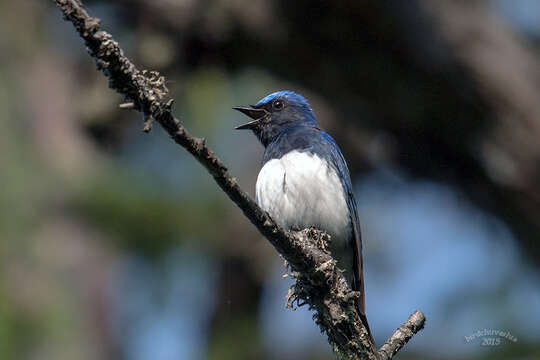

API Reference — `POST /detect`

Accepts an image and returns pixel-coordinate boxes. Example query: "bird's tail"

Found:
[356,300,375,346]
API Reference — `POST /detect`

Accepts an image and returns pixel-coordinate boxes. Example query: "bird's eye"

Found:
[272,100,284,111]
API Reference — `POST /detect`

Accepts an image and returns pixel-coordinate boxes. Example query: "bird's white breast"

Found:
[256,150,351,243]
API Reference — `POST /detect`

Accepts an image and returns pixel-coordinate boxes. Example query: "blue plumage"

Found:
[234,90,371,338]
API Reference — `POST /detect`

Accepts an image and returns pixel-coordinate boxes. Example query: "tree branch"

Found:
[53,1,425,358]
[378,310,426,360]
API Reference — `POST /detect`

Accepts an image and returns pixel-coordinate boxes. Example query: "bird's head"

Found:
[234,90,318,147]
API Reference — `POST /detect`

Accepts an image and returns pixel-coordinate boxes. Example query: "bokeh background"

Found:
[1,1,540,359]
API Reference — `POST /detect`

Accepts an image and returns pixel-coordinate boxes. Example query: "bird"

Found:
[234,90,373,341]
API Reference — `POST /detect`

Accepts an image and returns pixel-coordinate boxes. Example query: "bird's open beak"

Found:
[233,106,268,130]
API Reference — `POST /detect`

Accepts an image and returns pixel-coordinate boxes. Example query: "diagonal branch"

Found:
[53,1,425,358]
[379,310,426,360]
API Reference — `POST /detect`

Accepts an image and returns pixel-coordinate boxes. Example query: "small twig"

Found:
[119,102,134,109]
[378,311,426,360]
[53,1,425,358]
[142,113,154,132]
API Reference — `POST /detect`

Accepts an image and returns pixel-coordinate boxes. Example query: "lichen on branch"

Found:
[53,1,425,358]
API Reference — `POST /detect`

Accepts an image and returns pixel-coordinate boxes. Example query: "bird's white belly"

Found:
[256,150,351,243]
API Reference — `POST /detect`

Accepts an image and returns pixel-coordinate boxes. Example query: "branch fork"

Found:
[53,1,426,358]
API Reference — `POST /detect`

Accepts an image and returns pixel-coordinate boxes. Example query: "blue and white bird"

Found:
[234,90,372,338]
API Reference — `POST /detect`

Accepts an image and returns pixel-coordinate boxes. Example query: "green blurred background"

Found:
[1,1,540,359]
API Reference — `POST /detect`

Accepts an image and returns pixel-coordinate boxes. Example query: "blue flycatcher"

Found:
[235,90,372,339]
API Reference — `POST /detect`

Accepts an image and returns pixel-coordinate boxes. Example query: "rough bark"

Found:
[53,1,425,358]
[111,0,540,266]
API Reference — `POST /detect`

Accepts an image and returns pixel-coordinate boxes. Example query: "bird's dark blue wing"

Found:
[318,131,372,337]
[318,132,363,290]
[262,125,373,339]
[266,128,364,295]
